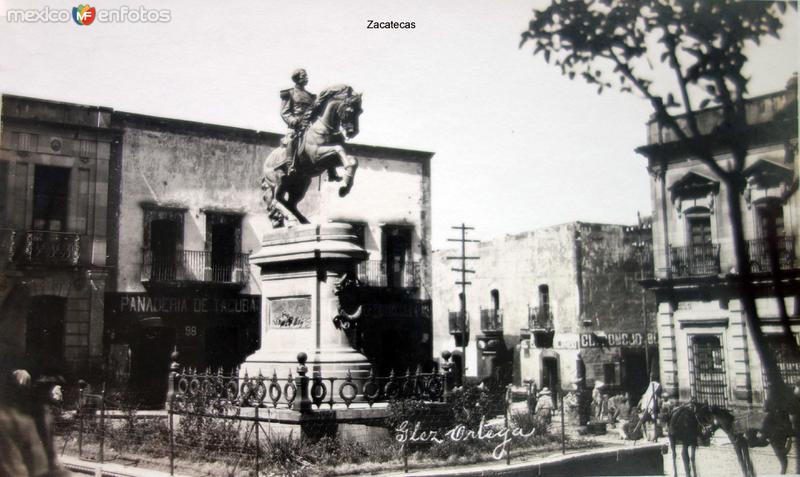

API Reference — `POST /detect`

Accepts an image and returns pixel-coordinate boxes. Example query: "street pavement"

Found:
[660,432,797,477]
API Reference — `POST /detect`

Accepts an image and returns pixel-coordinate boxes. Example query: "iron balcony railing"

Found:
[746,236,796,273]
[528,306,553,331]
[669,244,720,278]
[141,249,250,285]
[479,308,503,333]
[448,310,469,335]
[21,230,80,266]
[0,228,16,265]
[356,260,419,288]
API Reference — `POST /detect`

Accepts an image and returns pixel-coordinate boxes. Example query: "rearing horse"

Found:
[262,85,363,226]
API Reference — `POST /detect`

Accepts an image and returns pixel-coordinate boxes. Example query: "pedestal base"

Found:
[241,222,371,381]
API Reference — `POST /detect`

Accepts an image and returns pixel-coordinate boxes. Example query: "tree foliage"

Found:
[521,6,800,468]
[521,0,795,179]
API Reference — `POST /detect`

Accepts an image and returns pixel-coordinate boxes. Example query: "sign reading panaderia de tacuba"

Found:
[107,292,260,317]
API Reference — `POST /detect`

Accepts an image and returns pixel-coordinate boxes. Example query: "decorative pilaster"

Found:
[657,301,679,399]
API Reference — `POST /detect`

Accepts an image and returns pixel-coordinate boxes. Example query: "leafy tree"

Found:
[522,0,798,470]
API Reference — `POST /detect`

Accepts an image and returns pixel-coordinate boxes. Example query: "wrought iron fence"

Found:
[141,249,249,285]
[746,236,796,273]
[669,244,720,278]
[53,353,582,477]
[357,260,419,288]
[480,308,503,333]
[170,355,449,414]
[21,230,80,266]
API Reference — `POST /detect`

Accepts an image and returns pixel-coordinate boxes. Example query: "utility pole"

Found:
[447,223,479,379]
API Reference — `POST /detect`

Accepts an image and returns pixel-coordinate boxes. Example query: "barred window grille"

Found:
[762,334,800,391]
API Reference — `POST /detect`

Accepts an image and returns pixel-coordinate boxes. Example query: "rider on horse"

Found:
[280,68,316,176]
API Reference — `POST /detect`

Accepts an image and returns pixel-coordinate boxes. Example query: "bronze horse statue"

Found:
[262,85,363,226]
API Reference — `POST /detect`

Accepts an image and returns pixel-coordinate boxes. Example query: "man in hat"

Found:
[280,68,316,176]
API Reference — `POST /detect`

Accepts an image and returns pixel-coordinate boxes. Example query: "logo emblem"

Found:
[72,5,96,25]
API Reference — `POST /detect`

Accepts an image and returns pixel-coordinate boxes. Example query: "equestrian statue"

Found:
[262,69,363,227]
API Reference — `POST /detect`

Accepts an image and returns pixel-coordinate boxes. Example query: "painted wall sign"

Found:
[269,296,311,329]
[579,332,657,348]
[108,293,260,317]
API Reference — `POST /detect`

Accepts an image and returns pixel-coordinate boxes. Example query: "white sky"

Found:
[1,0,797,248]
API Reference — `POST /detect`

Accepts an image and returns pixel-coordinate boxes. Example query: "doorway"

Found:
[622,347,649,402]
[540,356,560,392]
[211,223,236,282]
[205,325,240,372]
[129,324,175,407]
[25,296,66,373]
[150,219,180,280]
[383,226,411,288]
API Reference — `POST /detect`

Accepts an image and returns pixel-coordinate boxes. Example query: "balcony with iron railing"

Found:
[448,310,469,335]
[141,249,250,286]
[746,236,797,273]
[19,230,81,266]
[479,308,503,334]
[528,306,553,331]
[356,260,419,288]
[669,243,720,278]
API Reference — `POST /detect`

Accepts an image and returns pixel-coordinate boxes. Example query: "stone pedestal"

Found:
[241,223,370,380]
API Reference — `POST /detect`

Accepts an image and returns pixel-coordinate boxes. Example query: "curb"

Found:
[60,456,192,477]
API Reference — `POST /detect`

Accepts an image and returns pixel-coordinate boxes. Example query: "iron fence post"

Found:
[77,380,86,458]
[255,405,260,475]
[560,389,566,455]
[402,398,408,473]
[169,407,174,476]
[99,382,105,464]
[505,384,511,465]
[293,352,311,412]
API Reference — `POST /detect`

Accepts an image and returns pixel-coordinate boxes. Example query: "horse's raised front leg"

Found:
[337,148,358,197]
[315,144,358,197]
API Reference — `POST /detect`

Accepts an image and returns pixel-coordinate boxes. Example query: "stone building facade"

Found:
[105,111,433,404]
[637,77,799,407]
[432,221,656,400]
[1,95,433,405]
[0,95,115,380]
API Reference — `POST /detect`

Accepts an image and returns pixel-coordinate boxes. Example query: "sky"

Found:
[1,0,797,248]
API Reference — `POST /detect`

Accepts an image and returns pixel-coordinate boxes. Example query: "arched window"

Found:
[538,285,550,315]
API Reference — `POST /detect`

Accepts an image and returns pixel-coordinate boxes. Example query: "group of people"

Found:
[0,361,70,476]
[590,379,664,442]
